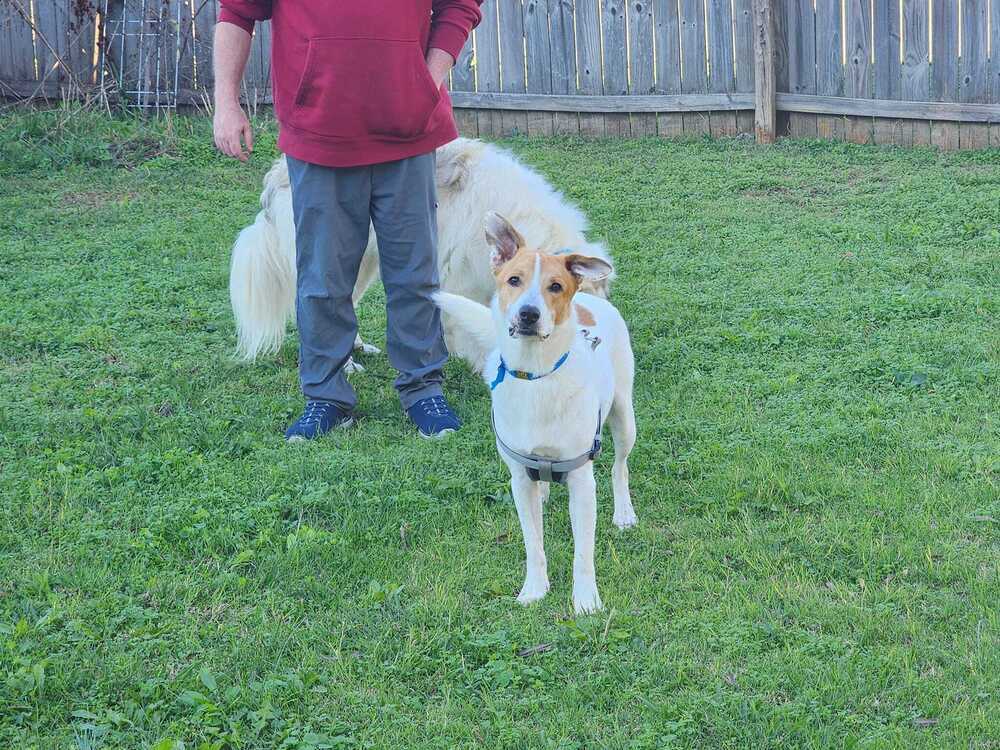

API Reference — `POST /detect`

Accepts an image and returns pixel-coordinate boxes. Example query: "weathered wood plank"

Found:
[682,111,711,136]
[680,0,707,93]
[67,0,98,86]
[500,109,529,136]
[523,0,550,93]
[844,0,871,98]
[548,0,576,95]
[815,114,845,141]
[657,112,684,138]
[930,121,959,150]
[992,0,1000,105]
[736,109,755,135]
[732,0,754,92]
[785,0,814,95]
[601,0,629,135]
[753,0,776,143]
[930,0,958,102]
[34,0,65,86]
[474,0,501,93]
[522,0,552,133]
[845,115,873,144]
[771,0,787,93]
[958,122,989,149]
[775,92,1000,122]
[911,120,932,146]
[450,15,476,91]
[498,0,526,94]
[960,0,987,103]
[873,0,900,99]
[815,0,843,97]
[173,0,197,95]
[449,91,755,111]
[710,111,739,137]
[453,108,480,136]
[552,111,580,134]
[575,0,605,135]
[628,0,657,135]
[707,0,735,93]
[784,0,815,137]
[653,0,681,93]
[192,0,216,94]
[901,0,929,102]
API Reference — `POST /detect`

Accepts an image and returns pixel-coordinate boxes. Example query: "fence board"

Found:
[960,0,987,103]
[653,0,681,93]
[576,0,605,135]
[901,0,928,101]
[191,0,215,94]
[66,0,97,86]
[844,0,871,99]
[473,0,502,135]
[931,0,958,101]
[628,0,655,133]
[679,0,708,134]
[33,0,66,88]
[785,0,816,137]
[992,0,1000,105]
[523,0,551,131]
[498,0,528,136]
[873,0,900,99]
[601,0,629,135]
[549,0,576,95]
[450,17,475,91]
[732,0,754,92]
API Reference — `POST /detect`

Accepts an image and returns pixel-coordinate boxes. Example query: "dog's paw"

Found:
[572,582,603,614]
[343,357,365,375]
[517,578,550,605]
[355,342,381,355]
[539,483,551,505]
[613,507,638,530]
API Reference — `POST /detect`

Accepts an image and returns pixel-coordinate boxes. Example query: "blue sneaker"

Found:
[406,395,461,439]
[285,400,354,442]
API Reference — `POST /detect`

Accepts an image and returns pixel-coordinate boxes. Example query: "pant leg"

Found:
[286,155,372,411]
[369,152,448,409]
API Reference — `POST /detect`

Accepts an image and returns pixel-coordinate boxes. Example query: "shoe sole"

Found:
[286,416,355,443]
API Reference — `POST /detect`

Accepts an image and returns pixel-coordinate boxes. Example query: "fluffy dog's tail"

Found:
[229,158,296,360]
[434,292,496,374]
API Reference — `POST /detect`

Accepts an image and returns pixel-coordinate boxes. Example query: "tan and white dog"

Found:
[229,139,614,369]
[436,213,637,614]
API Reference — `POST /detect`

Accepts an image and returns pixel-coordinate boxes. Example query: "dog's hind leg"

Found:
[351,233,382,356]
[608,389,637,530]
[507,465,549,605]
[567,463,602,614]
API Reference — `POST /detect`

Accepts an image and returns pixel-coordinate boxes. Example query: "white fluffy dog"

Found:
[228,138,614,370]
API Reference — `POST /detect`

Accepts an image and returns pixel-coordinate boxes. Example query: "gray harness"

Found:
[492,409,603,484]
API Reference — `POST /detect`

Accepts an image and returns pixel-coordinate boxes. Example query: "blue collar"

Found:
[490,351,570,391]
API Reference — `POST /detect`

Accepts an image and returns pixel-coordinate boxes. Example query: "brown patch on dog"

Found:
[495,252,580,324]
[575,305,596,326]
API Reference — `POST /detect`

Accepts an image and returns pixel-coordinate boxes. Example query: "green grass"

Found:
[1,106,998,749]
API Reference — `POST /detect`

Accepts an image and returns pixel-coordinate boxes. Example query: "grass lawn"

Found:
[1,107,998,749]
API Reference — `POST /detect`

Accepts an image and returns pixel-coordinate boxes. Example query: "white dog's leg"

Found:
[567,464,602,614]
[608,392,637,529]
[538,481,550,505]
[350,234,382,356]
[508,466,549,605]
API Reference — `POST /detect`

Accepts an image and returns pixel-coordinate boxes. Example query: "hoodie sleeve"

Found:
[218,0,272,36]
[429,0,483,63]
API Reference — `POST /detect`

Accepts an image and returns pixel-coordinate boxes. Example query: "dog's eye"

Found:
[507,276,521,287]
[548,282,563,293]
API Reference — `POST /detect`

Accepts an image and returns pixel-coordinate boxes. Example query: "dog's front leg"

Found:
[508,467,549,605]
[567,464,602,614]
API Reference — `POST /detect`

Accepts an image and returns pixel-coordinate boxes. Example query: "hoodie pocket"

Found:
[290,37,441,140]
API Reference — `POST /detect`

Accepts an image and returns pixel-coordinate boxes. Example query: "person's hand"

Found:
[214,100,254,162]
[426,48,454,89]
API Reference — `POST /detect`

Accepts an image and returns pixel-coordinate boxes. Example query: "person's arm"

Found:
[213,22,254,162]
[212,1,272,161]
[428,0,483,86]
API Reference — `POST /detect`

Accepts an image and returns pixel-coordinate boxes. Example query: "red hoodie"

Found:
[219,1,483,167]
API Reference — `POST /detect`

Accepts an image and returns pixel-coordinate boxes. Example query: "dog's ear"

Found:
[485,211,525,271]
[564,254,614,283]
[436,150,472,190]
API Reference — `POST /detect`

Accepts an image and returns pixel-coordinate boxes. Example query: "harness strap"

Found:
[491,409,603,485]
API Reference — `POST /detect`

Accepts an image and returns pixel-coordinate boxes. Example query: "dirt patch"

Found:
[61,189,138,208]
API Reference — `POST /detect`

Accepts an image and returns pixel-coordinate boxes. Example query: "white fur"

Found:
[228,139,614,364]
[436,281,638,615]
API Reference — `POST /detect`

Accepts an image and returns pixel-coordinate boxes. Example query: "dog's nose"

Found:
[518,306,540,325]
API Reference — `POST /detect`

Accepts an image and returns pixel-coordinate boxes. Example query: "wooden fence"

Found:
[2,0,1000,148]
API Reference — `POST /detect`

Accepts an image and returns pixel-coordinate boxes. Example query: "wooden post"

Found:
[753,0,776,143]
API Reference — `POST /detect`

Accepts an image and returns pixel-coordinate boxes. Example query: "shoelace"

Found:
[420,396,451,418]
[300,401,331,425]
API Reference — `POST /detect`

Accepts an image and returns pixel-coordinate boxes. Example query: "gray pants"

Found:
[287,152,447,412]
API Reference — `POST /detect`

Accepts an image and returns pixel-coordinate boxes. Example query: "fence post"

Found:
[753,0,776,143]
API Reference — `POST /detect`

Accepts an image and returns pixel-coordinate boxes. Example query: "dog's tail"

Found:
[434,292,496,374]
[229,158,296,360]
